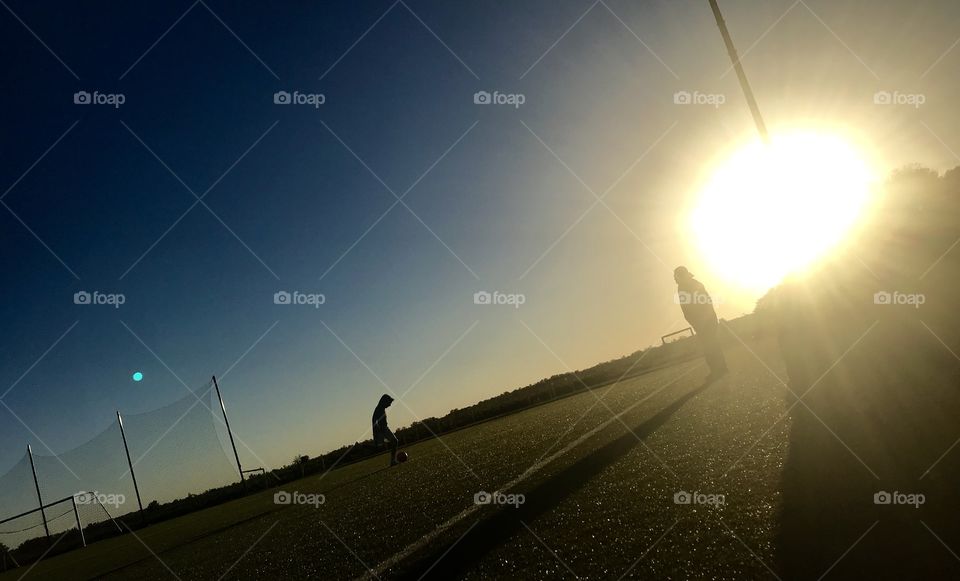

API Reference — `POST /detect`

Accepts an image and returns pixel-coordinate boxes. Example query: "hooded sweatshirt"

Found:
[677,276,718,331]
[372,394,394,435]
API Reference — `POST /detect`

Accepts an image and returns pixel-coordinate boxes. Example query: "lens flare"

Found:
[691,131,875,293]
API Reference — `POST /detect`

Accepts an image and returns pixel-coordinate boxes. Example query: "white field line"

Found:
[358,361,704,579]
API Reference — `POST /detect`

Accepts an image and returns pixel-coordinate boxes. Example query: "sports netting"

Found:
[0,379,240,551]
[0,496,79,555]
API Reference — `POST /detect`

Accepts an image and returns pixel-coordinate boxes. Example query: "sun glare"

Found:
[690,131,876,293]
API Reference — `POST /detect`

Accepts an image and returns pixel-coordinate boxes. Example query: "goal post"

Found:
[241,467,269,490]
[662,327,695,344]
[0,488,136,566]
[0,494,85,560]
[662,327,695,345]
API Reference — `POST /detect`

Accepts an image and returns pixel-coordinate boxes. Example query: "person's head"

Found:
[673,266,694,284]
[378,394,394,408]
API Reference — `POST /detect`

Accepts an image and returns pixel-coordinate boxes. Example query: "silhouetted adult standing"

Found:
[372,394,400,466]
[674,266,728,380]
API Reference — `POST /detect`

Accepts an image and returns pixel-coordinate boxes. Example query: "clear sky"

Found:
[2,0,959,482]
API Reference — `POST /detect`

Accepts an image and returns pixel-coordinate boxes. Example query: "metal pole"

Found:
[117,411,145,524]
[71,495,85,547]
[708,0,770,143]
[212,376,244,483]
[27,445,50,542]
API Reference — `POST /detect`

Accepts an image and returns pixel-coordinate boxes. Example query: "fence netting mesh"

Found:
[0,379,239,551]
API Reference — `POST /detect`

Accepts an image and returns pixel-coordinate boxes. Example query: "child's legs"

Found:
[386,429,399,460]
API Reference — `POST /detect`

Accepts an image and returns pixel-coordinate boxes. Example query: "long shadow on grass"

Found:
[393,380,714,580]
[775,307,960,579]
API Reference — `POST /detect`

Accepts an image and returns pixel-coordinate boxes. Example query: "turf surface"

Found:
[5,326,959,579]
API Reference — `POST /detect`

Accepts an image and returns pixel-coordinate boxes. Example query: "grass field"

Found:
[3,324,959,580]
[0,336,792,580]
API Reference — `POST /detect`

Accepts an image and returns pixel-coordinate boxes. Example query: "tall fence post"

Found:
[71,495,85,547]
[212,376,245,484]
[708,0,769,143]
[27,445,50,543]
[117,411,145,524]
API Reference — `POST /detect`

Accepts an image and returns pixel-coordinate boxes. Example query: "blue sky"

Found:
[2,0,959,485]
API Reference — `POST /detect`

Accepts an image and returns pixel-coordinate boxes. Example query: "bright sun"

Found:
[690,131,876,293]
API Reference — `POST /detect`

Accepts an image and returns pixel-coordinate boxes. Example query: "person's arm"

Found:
[678,283,695,324]
[697,281,719,322]
[372,408,388,431]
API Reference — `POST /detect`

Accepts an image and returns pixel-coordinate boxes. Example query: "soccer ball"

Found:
[396,451,409,463]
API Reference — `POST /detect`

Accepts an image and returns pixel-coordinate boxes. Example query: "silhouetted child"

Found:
[372,394,400,466]
[674,266,728,381]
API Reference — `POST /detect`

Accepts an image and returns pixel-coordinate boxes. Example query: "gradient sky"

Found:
[2,0,959,482]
